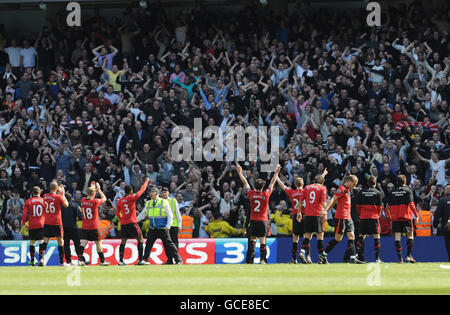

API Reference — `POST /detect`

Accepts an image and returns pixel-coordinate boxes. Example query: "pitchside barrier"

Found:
[0,237,447,266]
[276,237,448,263]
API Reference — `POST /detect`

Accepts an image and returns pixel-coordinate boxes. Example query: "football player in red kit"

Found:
[41,182,69,266]
[116,178,150,265]
[79,182,109,266]
[277,175,304,264]
[237,163,281,264]
[355,175,383,263]
[22,186,46,266]
[297,174,328,264]
[388,175,419,263]
[321,175,363,264]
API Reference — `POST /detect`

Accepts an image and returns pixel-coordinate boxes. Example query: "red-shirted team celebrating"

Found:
[237,163,419,265]
[21,161,419,266]
[22,180,149,266]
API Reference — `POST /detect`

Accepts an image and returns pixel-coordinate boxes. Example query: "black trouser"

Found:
[63,227,83,263]
[170,226,179,248]
[445,232,450,262]
[167,226,179,263]
[143,228,181,263]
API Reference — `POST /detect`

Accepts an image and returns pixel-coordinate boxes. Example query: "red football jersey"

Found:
[285,188,304,215]
[247,187,272,221]
[22,197,46,230]
[80,198,103,230]
[43,193,64,226]
[334,185,351,220]
[116,183,148,225]
[300,184,327,217]
[116,195,140,225]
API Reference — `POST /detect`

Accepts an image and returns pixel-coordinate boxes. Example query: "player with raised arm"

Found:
[116,178,150,266]
[40,182,69,266]
[297,174,328,264]
[237,163,281,264]
[277,175,304,264]
[22,186,46,266]
[320,175,363,264]
[79,182,110,266]
[355,175,383,263]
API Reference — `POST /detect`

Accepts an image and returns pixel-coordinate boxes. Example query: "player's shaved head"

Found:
[87,187,96,197]
[32,186,41,196]
[294,178,304,188]
[314,175,325,185]
[254,179,265,191]
[49,181,58,192]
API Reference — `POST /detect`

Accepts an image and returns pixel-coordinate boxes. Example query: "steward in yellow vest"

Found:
[161,187,182,264]
[137,187,182,264]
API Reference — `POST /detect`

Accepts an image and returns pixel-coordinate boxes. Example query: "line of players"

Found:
[237,163,419,264]
[22,181,113,266]
[22,164,419,266]
[22,178,158,266]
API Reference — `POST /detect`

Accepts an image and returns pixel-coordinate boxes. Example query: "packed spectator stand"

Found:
[0,0,449,240]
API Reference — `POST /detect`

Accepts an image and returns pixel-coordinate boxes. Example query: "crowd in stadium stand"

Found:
[0,0,449,240]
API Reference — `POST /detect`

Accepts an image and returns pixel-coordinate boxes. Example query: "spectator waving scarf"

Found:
[395,121,439,133]
[60,120,93,135]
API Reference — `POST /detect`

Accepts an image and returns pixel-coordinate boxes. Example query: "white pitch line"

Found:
[440,264,450,269]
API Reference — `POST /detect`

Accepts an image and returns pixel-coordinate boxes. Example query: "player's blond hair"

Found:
[347,175,359,185]
[87,187,96,197]
[32,186,41,196]
[294,178,304,188]
[314,175,325,185]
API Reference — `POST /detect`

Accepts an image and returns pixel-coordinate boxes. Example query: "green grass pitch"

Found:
[0,263,449,295]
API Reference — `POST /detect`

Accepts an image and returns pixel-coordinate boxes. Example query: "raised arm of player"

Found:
[268,165,282,192]
[135,178,150,199]
[276,177,287,191]
[96,182,107,204]
[236,163,250,191]
[59,185,69,208]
